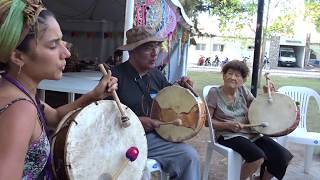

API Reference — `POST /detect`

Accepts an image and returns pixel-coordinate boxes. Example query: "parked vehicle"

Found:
[198,55,205,66]
[278,47,297,67]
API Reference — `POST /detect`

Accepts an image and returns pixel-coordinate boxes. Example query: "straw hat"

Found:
[117,26,166,51]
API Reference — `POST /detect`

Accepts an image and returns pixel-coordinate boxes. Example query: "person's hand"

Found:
[91,70,118,100]
[176,76,194,88]
[139,116,160,132]
[226,121,243,132]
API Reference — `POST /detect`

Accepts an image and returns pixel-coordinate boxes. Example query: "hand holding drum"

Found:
[176,76,198,97]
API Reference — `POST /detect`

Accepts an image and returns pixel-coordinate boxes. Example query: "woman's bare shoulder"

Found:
[0,98,38,128]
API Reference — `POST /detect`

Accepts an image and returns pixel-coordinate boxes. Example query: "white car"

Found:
[278,47,297,67]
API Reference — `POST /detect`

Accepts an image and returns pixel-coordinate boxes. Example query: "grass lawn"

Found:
[188,71,320,153]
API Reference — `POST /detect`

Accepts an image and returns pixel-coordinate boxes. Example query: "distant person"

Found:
[106,50,123,67]
[222,57,229,66]
[263,55,270,69]
[205,57,211,66]
[213,55,220,66]
[242,56,249,64]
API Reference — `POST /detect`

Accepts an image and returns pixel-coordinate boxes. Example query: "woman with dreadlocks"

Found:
[0,1,117,179]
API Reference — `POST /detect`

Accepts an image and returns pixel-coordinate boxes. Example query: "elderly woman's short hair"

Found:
[222,60,250,79]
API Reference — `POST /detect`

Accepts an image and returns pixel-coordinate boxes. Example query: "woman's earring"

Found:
[18,64,22,75]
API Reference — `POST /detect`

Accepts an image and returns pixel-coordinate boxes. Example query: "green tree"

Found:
[267,12,296,37]
[180,0,257,36]
[305,0,320,32]
[205,0,257,33]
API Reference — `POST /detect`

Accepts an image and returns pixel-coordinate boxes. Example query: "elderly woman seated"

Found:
[206,60,293,180]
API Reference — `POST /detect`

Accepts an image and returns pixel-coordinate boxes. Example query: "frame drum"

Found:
[150,85,206,142]
[248,93,299,137]
[51,100,147,180]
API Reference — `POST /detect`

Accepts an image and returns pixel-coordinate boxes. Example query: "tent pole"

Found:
[122,0,134,62]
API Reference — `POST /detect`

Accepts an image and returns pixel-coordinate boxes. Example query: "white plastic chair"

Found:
[202,85,243,180]
[277,86,320,173]
[145,158,167,180]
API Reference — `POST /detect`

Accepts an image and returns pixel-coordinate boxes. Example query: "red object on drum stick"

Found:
[112,147,139,180]
[126,146,139,161]
[98,64,130,128]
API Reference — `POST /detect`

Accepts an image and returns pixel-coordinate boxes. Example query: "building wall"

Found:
[269,36,280,68]
[188,36,255,65]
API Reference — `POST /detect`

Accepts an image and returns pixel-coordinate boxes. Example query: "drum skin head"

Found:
[151,85,206,142]
[248,93,297,136]
[52,100,147,180]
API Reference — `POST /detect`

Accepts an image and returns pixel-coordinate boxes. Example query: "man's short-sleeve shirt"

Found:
[111,61,171,117]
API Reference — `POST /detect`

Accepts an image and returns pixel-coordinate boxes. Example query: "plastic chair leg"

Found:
[160,171,168,180]
[146,159,166,180]
[202,143,213,180]
[304,145,314,174]
[227,152,242,180]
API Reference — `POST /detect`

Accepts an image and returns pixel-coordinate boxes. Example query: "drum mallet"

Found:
[265,73,273,104]
[98,64,130,128]
[112,146,139,180]
[242,122,269,128]
[158,119,183,126]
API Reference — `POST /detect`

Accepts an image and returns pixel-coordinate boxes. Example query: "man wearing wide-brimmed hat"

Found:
[110,26,200,180]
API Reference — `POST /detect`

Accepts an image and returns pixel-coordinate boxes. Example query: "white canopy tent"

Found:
[43,0,192,82]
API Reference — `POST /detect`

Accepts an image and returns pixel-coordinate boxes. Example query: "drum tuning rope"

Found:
[112,147,139,180]
[98,64,130,128]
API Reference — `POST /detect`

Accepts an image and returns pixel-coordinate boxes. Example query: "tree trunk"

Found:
[304,33,311,68]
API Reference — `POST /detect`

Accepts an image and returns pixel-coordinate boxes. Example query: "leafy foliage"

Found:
[180,0,257,37]
[267,12,296,37]
[181,0,320,37]
[305,0,320,32]
[206,0,256,32]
